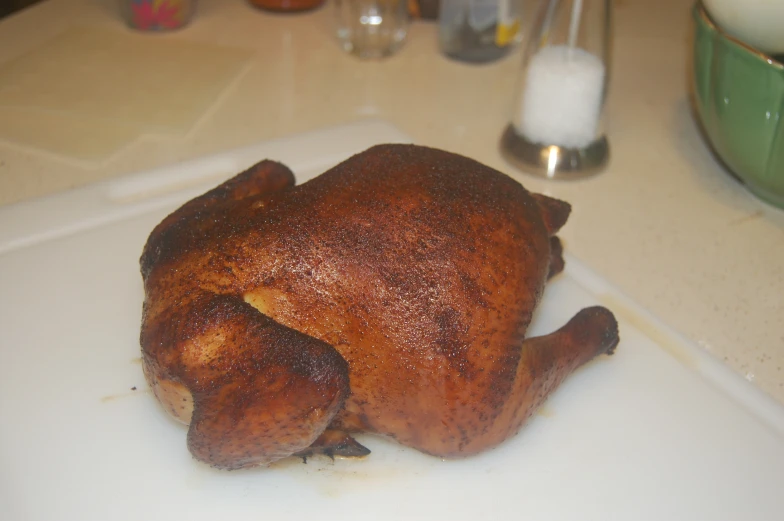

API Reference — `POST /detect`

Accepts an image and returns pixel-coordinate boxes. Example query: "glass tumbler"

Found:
[500,0,612,179]
[335,0,410,59]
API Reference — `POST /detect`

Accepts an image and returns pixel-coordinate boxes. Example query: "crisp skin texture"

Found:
[140,144,619,469]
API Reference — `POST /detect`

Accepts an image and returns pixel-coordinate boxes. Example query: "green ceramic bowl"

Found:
[692,1,784,208]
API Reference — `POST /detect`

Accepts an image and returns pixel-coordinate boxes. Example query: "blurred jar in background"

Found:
[248,0,325,12]
[409,0,440,19]
[335,0,410,59]
[438,0,522,63]
[121,0,196,31]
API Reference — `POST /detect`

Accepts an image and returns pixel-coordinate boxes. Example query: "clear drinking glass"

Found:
[500,0,612,179]
[335,0,410,59]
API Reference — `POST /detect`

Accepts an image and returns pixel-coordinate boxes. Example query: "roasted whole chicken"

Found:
[140,144,619,469]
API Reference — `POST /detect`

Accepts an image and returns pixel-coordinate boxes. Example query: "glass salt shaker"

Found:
[500,0,612,178]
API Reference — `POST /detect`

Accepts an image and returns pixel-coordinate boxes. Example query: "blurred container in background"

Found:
[248,0,325,12]
[120,0,196,31]
[438,0,522,63]
[702,0,784,55]
[335,0,410,59]
[692,2,784,208]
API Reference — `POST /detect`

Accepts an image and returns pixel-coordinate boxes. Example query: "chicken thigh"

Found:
[140,144,619,469]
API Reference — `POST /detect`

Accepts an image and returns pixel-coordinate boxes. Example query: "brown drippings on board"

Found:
[101,388,149,402]
[596,293,697,369]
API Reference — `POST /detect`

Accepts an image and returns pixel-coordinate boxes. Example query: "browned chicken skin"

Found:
[140,144,619,469]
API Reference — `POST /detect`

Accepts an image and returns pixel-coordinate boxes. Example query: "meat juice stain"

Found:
[100,388,149,402]
[536,405,555,418]
[100,359,145,401]
[270,439,434,498]
[597,293,698,369]
[265,455,370,498]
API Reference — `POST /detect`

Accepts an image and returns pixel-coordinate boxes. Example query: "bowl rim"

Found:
[695,0,783,70]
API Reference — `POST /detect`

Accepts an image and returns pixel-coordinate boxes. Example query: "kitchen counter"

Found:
[1,0,782,405]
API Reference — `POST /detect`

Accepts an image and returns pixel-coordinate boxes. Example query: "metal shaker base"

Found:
[500,124,610,180]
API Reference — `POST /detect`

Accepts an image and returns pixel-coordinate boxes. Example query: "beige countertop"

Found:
[1,0,782,403]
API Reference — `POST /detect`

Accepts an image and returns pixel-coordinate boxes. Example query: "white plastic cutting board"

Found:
[1,121,783,521]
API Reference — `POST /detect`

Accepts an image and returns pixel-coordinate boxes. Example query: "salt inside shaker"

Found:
[501,0,612,178]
